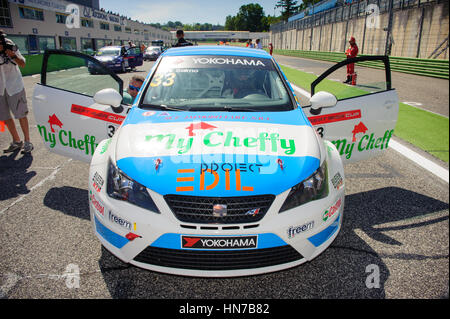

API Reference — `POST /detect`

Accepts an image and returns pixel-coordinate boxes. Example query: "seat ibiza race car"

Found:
[89,46,143,74]
[33,46,398,277]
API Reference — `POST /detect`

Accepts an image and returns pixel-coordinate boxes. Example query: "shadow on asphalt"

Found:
[42,186,449,298]
[0,151,35,201]
[43,186,90,221]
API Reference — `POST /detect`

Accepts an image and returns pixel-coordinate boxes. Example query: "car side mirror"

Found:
[94,88,124,113]
[309,91,337,115]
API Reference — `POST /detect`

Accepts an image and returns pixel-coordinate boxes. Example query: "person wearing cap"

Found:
[344,36,358,84]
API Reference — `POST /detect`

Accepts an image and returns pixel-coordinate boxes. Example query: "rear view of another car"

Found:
[144,46,162,61]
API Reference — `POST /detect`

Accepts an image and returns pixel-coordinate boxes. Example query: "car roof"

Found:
[163,45,272,59]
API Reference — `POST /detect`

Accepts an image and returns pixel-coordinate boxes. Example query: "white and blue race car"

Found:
[33,46,398,277]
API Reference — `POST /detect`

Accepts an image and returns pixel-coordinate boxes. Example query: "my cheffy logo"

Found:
[37,114,98,155]
[332,129,394,160]
[143,121,296,156]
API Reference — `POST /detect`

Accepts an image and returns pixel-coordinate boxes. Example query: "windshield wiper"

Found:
[139,104,186,111]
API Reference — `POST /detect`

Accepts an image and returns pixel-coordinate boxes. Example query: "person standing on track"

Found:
[173,30,193,47]
[268,43,273,56]
[344,36,358,84]
[0,30,33,154]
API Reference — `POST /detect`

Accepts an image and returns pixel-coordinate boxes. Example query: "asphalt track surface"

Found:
[0,57,448,299]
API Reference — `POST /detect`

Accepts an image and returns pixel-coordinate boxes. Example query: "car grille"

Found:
[133,245,304,271]
[164,194,275,224]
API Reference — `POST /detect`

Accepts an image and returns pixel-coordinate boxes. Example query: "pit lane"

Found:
[0,59,448,299]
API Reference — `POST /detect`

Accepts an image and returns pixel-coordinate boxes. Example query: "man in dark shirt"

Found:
[173,30,193,47]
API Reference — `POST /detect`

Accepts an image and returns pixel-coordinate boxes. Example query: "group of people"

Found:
[245,39,263,49]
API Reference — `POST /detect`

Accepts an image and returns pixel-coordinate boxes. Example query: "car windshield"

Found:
[146,47,161,52]
[140,55,294,112]
[97,48,120,56]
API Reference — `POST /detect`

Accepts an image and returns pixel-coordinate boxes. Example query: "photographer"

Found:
[0,30,33,154]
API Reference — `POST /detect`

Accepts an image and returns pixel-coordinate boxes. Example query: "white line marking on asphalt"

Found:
[0,159,72,216]
[403,101,422,107]
[291,83,311,99]
[0,273,21,299]
[389,139,449,183]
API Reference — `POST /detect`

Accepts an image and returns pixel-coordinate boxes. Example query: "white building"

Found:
[1,0,172,54]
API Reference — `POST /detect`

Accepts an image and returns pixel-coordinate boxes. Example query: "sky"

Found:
[99,0,284,25]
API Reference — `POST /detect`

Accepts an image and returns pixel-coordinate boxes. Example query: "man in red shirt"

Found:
[344,36,358,84]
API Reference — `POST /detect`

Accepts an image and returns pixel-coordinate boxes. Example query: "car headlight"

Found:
[107,160,160,213]
[279,161,328,213]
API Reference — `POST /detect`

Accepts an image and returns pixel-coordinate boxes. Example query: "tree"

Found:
[298,0,322,12]
[225,3,269,32]
[276,0,300,21]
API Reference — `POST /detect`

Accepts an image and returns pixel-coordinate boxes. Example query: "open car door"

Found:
[33,50,131,163]
[304,56,399,164]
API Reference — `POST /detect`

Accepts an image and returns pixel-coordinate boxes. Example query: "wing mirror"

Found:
[94,88,124,113]
[309,91,337,115]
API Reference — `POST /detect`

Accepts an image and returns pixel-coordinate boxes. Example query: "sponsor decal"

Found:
[323,198,342,222]
[287,221,314,239]
[331,129,394,159]
[144,123,296,156]
[154,158,162,171]
[48,114,63,133]
[200,162,262,173]
[308,110,361,126]
[37,115,98,155]
[331,172,343,190]
[108,211,136,231]
[245,208,260,216]
[352,122,368,142]
[181,236,258,249]
[71,104,125,125]
[142,111,156,117]
[186,122,217,137]
[192,57,265,67]
[100,139,111,155]
[92,172,104,192]
[176,168,254,192]
[90,191,104,216]
[182,115,271,122]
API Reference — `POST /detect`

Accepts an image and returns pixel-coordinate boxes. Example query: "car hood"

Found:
[115,108,321,196]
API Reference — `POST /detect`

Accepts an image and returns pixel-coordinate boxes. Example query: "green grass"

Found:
[280,65,449,163]
[395,103,449,162]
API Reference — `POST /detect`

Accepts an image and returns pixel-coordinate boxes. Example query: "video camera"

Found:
[0,31,18,66]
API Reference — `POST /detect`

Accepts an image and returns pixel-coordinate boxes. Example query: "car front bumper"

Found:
[89,159,344,277]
